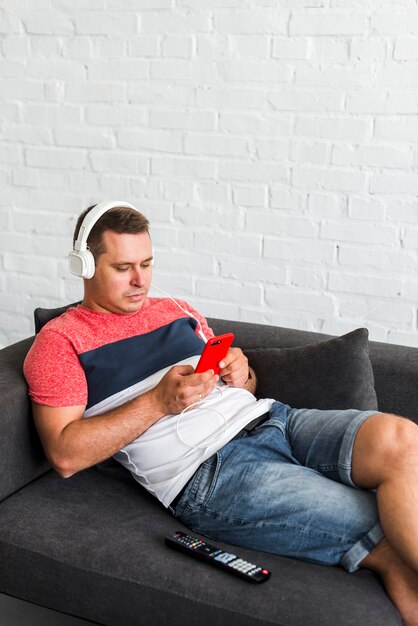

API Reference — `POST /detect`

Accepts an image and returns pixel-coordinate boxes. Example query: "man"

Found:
[24,201,418,626]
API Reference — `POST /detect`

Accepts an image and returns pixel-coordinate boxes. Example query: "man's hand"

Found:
[152,365,219,415]
[218,348,256,393]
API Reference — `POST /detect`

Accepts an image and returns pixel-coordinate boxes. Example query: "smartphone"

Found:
[195,333,235,375]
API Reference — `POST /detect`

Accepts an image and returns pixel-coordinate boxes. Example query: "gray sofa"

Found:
[1,307,414,625]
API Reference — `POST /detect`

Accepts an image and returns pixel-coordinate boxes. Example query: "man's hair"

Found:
[73,204,150,261]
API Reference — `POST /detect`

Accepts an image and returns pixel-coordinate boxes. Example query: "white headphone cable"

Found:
[175,385,227,449]
[150,283,208,343]
[150,283,228,448]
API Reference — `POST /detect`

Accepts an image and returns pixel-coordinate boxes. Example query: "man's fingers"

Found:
[159,366,218,413]
[172,365,215,383]
[186,370,218,400]
[218,348,248,387]
[171,364,195,377]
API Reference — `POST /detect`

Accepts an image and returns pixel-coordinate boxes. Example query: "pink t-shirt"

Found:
[24,298,213,410]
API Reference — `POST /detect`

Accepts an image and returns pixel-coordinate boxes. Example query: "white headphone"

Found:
[68,200,140,279]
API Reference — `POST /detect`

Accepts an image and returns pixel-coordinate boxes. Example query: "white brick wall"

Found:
[1,1,418,348]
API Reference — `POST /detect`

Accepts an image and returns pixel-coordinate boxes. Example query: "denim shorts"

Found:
[174,401,384,572]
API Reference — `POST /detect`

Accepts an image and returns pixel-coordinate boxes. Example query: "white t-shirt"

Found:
[107,357,274,507]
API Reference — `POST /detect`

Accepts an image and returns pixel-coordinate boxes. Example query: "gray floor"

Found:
[0,593,99,625]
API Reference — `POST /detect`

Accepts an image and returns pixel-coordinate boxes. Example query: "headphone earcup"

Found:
[68,249,96,279]
[70,200,140,279]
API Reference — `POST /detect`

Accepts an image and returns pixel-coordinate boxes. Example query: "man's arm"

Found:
[33,365,218,479]
[218,347,257,395]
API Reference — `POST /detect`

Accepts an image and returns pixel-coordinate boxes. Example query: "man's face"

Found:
[83,230,153,315]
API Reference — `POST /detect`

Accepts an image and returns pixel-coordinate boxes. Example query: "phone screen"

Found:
[195,333,235,375]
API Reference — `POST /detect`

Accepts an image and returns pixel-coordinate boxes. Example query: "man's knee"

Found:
[377,413,418,466]
[352,413,418,487]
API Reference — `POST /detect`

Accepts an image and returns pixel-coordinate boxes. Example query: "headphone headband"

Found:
[69,200,141,278]
[73,200,139,252]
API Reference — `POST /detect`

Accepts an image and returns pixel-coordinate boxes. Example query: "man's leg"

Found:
[175,407,384,569]
[352,413,418,569]
[361,538,418,626]
[352,413,418,626]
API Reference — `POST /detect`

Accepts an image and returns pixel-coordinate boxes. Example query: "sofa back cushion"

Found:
[244,328,378,411]
[34,301,81,333]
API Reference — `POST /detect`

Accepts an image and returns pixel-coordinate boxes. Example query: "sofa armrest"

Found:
[0,337,50,502]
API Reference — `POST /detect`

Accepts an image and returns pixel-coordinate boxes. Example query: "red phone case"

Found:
[195,333,235,375]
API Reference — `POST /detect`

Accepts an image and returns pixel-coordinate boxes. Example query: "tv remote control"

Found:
[165,531,271,583]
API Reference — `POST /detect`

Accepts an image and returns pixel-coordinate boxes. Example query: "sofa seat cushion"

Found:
[0,465,400,626]
[245,328,378,411]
